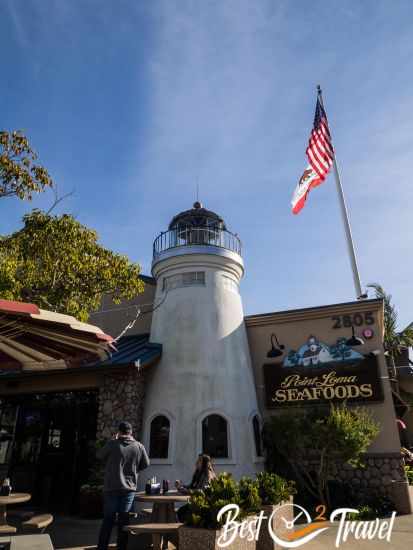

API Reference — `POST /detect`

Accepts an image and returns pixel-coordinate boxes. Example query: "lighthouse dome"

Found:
[168,201,226,231]
[153,202,242,266]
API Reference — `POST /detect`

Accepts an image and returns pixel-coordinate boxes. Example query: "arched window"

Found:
[252,415,263,457]
[202,414,228,458]
[149,415,170,459]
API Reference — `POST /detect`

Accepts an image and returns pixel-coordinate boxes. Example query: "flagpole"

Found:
[317,85,364,300]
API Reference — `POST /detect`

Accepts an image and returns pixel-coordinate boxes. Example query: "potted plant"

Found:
[255,472,296,550]
[79,481,104,518]
[179,473,260,550]
[78,441,105,518]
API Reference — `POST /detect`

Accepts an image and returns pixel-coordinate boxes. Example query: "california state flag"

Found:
[292,93,334,214]
[291,165,323,214]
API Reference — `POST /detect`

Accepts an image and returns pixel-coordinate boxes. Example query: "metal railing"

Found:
[153,227,242,259]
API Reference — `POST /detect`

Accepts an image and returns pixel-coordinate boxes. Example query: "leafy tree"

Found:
[367,283,413,365]
[0,131,53,200]
[0,210,143,321]
[263,404,379,508]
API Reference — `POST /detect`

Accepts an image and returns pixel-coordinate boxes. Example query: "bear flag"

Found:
[291,95,334,214]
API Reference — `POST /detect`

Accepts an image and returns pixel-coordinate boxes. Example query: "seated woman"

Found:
[176,454,216,522]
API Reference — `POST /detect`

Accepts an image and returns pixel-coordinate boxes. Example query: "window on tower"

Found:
[202,414,229,458]
[149,415,170,459]
[163,271,205,291]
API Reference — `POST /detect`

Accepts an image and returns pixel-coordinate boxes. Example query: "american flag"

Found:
[306,96,334,180]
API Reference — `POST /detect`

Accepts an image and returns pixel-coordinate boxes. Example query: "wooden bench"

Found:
[141,506,180,516]
[6,510,35,522]
[0,524,16,534]
[21,514,54,533]
[124,522,183,550]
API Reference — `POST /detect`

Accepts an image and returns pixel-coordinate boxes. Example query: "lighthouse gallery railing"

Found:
[153,227,242,259]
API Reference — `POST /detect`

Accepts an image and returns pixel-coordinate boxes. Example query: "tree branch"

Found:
[46,186,75,214]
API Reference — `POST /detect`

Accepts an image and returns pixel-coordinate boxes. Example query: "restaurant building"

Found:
[0,202,411,512]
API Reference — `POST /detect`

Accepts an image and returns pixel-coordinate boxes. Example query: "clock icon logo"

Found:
[268,503,329,548]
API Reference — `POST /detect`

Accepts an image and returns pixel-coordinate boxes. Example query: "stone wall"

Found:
[297,452,409,512]
[96,369,145,440]
[330,452,407,500]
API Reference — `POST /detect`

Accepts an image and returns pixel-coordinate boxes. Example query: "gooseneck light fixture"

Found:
[346,325,364,347]
[267,333,285,358]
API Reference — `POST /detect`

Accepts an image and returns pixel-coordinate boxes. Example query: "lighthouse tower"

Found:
[142,202,262,483]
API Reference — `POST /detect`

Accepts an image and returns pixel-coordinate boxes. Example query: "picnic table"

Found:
[135,490,189,522]
[132,491,190,549]
[0,494,31,535]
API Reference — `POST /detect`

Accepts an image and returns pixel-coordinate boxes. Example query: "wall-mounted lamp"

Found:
[346,326,364,347]
[267,333,285,358]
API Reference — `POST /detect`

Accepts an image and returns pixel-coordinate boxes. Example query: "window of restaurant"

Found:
[202,414,229,458]
[0,403,19,467]
[252,414,263,458]
[149,415,170,459]
[0,391,98,514]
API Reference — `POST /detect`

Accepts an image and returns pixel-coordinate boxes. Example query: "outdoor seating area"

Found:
[0,490,54,549]
[0,492,54,533]
[123,490,189,549]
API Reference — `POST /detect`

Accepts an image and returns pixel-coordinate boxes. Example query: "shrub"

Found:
[239,477,261,514]
[256,472,296,505]
[347,505,377,521]
[185,471,296,529]
[347,494,394,519]
[405,465,413,485]
[263,403,380,508]
[186,473,245,529]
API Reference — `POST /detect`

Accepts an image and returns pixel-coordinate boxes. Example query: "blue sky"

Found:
[1,0,412,327]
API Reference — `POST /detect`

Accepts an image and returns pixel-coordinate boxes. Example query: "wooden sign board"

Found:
[264,356,384,408]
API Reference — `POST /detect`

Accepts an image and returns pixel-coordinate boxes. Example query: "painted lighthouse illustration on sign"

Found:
[141,202,262,483]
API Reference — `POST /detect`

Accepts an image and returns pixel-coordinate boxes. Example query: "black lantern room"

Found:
[168,202,226,246]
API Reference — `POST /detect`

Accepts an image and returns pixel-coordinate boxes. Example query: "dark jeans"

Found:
[97,491,135,550]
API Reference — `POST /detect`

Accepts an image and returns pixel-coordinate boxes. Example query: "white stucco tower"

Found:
[142,202,263,484]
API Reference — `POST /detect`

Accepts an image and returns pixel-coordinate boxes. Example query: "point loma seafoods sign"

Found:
[264,356,384,408]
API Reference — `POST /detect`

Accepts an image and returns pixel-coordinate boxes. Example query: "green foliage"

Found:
[347,505,376,521]
[186,473,244,529]
[347,493,394,519]
[256,471,296,506]
[367,283,413,359]
[239,477,261,514]
[0,131,53,200]
[185,472,295,529]
[263,404,380,507]
[0,210,143,321]
[405,465,413,485]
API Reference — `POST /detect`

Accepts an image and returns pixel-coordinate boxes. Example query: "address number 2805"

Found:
[331,311,374,329]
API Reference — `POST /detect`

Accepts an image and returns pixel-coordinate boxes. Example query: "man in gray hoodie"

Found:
[97,421,150,550]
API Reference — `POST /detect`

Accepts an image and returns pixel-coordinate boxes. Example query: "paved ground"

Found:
[47,515,151,550]
[41,513,413,550]
[297,514,413,550]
